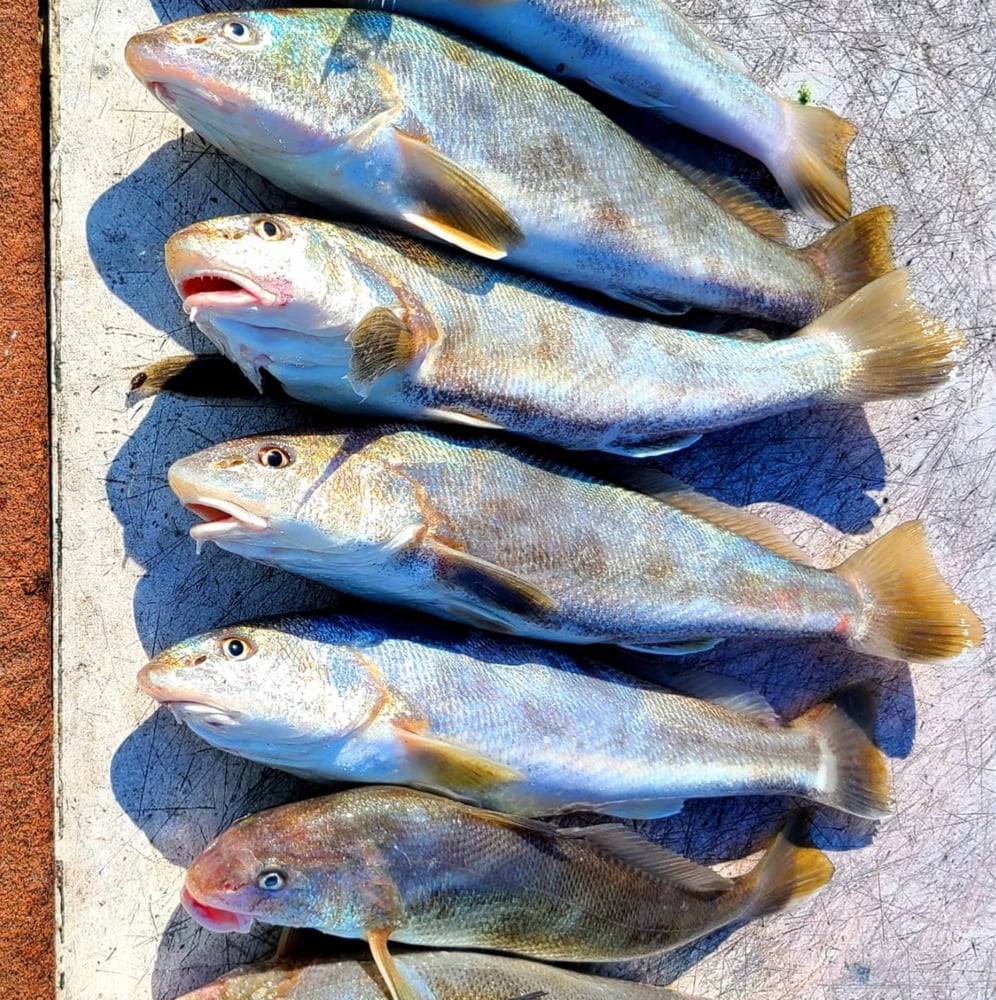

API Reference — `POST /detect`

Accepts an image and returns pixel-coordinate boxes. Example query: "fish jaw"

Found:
[181,883,254,934]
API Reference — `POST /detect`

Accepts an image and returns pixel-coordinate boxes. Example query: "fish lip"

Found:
[183,497,269,545]
[181,884,254,934]
[174,268,285,314]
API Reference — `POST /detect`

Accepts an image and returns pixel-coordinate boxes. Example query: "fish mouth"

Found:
[181,884,254,934]
[176,269,284,315]
[184,498,269,547]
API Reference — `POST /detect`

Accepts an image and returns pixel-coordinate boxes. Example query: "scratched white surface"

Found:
[51,1,994,998]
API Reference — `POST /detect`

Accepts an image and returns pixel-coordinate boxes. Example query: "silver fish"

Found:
[125,10,893,323]
[166,426,982,662]
[151,214,961,458]
[175,950,702,999]
[181,785,832,1000]
[139,611,892,820]
[348,0,859,223]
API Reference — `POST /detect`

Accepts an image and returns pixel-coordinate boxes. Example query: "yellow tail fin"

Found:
[774,98,857,224]
[835,521,984,662]
[795,270,965,401]
[804,206,895,311]
[738,814,834,920]
[793,685,893,820]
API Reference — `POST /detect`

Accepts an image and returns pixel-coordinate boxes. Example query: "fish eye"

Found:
[221,20,255,44]
[256,868,287,892]
[220,636,254,660]
[257,445,293,469]
[253,218,286,241]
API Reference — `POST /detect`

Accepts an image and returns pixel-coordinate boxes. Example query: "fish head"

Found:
[165,215,369,388]
[125,11,383,162]
[182,791,401,937]
[137,618,391,768]
[167,430,416,574]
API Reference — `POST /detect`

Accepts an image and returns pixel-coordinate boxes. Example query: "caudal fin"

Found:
[792,686,892,820]
[804,206,895,311]
[737,814,834,920]
[835,521,984,662]
[774,98,857,224]
[795,270,965,401]
[129,354,275,400]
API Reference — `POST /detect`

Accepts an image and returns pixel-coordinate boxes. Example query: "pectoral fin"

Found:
[347,307,422,398]
[367,929,425,1000]
[394,130,524,260]
[393,726,524,796]
[426,538,557,619]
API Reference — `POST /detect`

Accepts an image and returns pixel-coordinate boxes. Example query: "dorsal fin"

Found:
[612,468,814,566]
[662,670,780,724]
[569,824,734,893]
[675,166,786,242]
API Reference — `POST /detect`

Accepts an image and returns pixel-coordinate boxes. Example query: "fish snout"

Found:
[124,31,172,88]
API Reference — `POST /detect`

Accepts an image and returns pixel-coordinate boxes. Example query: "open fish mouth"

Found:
[181,884,254,934]
[183,498,268,549]
[177,270,282,314]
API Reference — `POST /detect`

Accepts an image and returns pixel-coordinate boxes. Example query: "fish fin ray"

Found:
[794,270,963,401]
[600,433,702,457]
[608,290,691,316]
[347,307,421,398]
[803,205,894,310]
[674,166,787,241]
[662,670,779,724]
[834,521,983,661]
[569,824,733,893]
[128,354,262,400]
[773,98,856,224]
[367,929,425,1000]
[392,726,525,795]
[421,407,506,431]
[609,468,814,566]
[793,684,893,819]
[618,638,722,656]
[737,813,833,919]
[394,130,523,259]
[427,538,558,618]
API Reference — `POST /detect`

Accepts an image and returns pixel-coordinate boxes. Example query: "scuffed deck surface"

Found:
[53,2,994,998]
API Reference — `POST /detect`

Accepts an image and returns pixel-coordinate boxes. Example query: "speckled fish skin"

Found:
[176,950,702,1000]
[138,612,894,819]
[125,10,880,324]
[350,0,856,223]
[181,785,831,963]
[166,425,982,662]
[163,215,958,458]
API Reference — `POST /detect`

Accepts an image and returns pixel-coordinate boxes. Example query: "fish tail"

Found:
[794,270,964,401]
[792,685,892,820]
[128,354,268,400]
[834,521,983,662]
[736,813,833,920]
[773,98,857,224]
[803,205,895,311]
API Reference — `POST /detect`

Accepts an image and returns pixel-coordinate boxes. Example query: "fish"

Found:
[343,0,858,224]
[175,950,703,999]
[138,611,892,820]
[180,785,833,1000]
[144,213,961,458]
[166,425,983,662]
[124,10,894,324]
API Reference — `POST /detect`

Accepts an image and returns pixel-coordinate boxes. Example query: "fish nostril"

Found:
[193,655,208,666]
[214,456,246,469]
[192,36,208,44]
